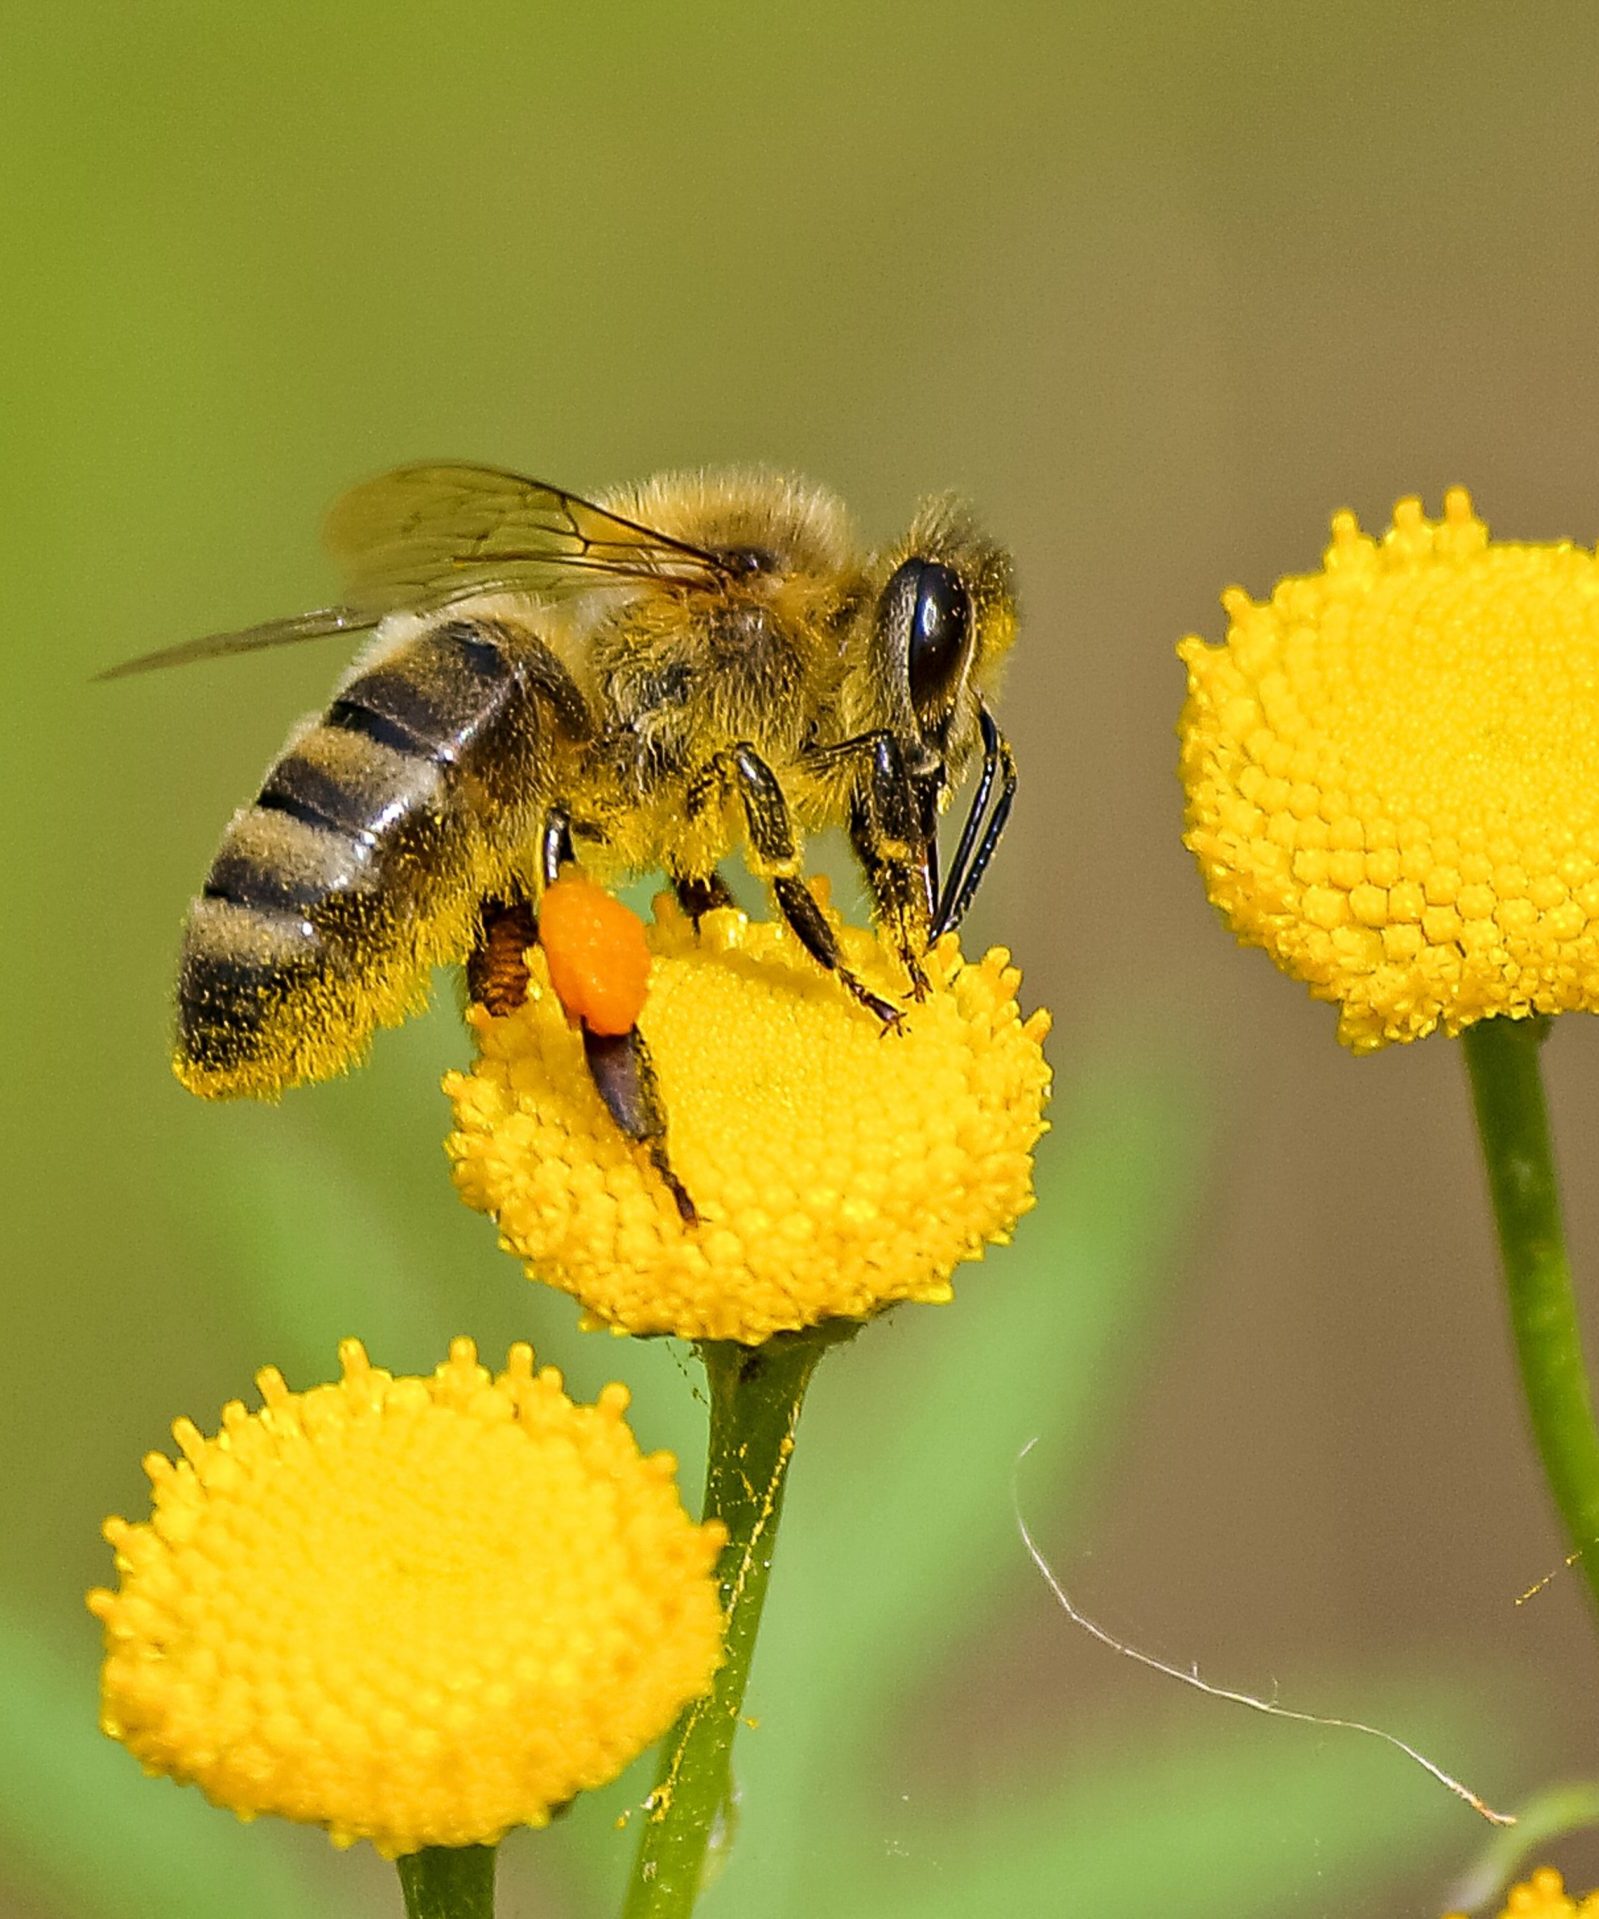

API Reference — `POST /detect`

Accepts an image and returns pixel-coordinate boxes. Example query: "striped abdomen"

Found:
[177,616,586,1096]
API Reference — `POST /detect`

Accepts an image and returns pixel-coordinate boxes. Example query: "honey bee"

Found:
[108,464,1018,1210]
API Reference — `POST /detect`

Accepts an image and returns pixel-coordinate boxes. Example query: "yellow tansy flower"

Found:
[1179,490,1599,1050]
[445,896,1051,1343]
[88,1339,724,1857]
[1445,1865,1599,1918]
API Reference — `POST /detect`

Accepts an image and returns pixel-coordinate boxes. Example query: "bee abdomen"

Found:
[327,619,561,807]
[177,896,326,1092]
[197,722,448,933]
[179,734,442,1094]
[257,741,386,844]
[179,617,573,1095]
[203,803,378,917]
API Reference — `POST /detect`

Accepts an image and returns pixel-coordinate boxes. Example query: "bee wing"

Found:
[323,462,731,612]
[98,463,730,681]
[94,606,373,681]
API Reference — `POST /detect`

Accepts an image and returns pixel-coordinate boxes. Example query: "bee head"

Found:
[872,500,1016,779]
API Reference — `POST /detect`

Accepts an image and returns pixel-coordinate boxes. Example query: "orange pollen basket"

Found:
[539,874,653,1034]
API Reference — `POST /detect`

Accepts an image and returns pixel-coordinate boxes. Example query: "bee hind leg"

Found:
[467,893,539,1015]
[534,804,697,1224]
[583,1028,697,1224]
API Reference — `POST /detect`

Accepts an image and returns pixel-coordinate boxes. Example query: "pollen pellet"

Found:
[539,874,652,1035]
[1180,490,1599,1048]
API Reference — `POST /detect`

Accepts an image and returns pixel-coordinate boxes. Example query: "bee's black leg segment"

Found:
[707,741,901,1025]
[772,875,904,1028]
[671,870,735,925]
[717,743,796,863]
[847,734,934,998]
[847,839,931,1000]
[467,893,539,1015]
[918,774,943,928]
[541,806,575,887]
[933,706,1017,938]
[582,1027,697,1224]
[797,728,938,987]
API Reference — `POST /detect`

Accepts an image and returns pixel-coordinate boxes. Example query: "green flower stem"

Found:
[1463,1014,1599,1624]
[622,1321,854,1918]
[396,1845,496,1919]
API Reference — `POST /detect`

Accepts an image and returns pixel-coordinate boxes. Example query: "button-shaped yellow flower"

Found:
[1180,490,1599,1049]
[88,1340,724,1857]
[446,896,1051,1343]
[1445,1865,1599,1918]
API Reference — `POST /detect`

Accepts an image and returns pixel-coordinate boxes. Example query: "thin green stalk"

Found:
[1463,1014,1599,1624]
[622,1321,854,1917]
[396,1845,496,1919]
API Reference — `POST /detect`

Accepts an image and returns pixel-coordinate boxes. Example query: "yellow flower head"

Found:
[88,1340,724,1857]
[445,896,1051,1344]
[1445,1865,1599,1918]
[1179,490,1599,1050]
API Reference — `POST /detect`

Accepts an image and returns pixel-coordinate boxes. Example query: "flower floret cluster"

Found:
[1180,489,1599,1049]
[446,894,1051,1342]
[89,1339,724,1856]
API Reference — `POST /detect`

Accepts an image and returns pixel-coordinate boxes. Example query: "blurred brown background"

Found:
[8,3,1599,1913]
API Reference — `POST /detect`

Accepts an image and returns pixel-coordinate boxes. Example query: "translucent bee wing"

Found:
[97,464,732,681]
[95,607,371,681]
[322,462,732,613]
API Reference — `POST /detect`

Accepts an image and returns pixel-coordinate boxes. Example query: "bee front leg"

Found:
[703,742,905,1029]
[843,734,934,1000]
[798,730,936,997]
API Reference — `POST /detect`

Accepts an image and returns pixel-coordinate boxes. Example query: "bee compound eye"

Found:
[893,559,970,719]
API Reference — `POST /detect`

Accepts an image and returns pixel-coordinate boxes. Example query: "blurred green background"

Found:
[8,3,1599,1913]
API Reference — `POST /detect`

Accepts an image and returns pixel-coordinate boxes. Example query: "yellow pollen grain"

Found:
[445,896,1051,1343]
[1179,491,1599,1048]
[87,1339,725,1857]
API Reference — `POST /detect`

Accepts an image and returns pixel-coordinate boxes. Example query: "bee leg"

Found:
[541,805,576,887]
[846,734,934,1000]
[671,869,735,926]
[467,894,539,1015]
[583,1028,697,1225]
[851,844,932,1000]
[539,804,696,1222]
[770,875,906,1029]
[706,742,905,1028]
[799,729,935,996]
